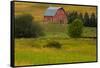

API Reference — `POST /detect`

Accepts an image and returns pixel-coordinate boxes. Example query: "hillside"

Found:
[14,2,97,22]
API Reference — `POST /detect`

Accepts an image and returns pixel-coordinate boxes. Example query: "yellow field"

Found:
[15,38,96,66]
[14,2,97,22]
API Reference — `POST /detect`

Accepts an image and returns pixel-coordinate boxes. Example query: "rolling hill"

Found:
[14,2,97,22]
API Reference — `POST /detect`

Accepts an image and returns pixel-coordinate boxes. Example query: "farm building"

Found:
[44,7,68,24]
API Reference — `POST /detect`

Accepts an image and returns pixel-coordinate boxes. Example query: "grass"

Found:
[15,24,97,66]
[15,38,96,66]
[41,24,96,38]
[14,2,97,66]
[82,27,97,37]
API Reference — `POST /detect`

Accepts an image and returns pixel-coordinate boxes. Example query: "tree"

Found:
[68,19,83,38]
[83,12,90,26]
[78,13,84,22]
[67,11,78,24]
[15,14,44,38]
[90,13,97,27]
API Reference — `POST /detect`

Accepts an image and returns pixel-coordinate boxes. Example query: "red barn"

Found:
[44,7,67,24]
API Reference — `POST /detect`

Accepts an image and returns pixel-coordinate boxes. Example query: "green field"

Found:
[15,25,97,66]
[14,2,97,66]
[15,38,96,66]
[41,24,97,38]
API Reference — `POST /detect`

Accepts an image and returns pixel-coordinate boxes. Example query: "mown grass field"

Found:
[15,24,97,66]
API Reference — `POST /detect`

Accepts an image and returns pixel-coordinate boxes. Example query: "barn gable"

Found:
[44,7,62,16]
[44,7,68,24]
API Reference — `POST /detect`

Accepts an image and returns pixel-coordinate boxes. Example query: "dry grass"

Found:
[15,38,96,66]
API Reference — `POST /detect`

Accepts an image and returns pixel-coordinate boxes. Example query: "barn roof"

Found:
[44,7,62,16]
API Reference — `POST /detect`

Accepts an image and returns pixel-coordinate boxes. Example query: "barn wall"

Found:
[44,16,53,23]
[53,9,67,24]
[44,8,68,24]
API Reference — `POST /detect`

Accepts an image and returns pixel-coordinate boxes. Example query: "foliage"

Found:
[89,13,97,27]
[83,12,90,26]
[67,11,97,27]
[67,11,78,24]
[44,41,62,49]
[15,14,44,38]
[83,12,97,27]
[68,19,83,38]
[78,13,84,22]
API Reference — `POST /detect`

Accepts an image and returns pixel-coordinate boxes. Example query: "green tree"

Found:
[15,14,44,38]
[67,11,78,24]
[84,12,90,26]
[68,19,83,38]
[78,13,84,22]
[90,13,97,27]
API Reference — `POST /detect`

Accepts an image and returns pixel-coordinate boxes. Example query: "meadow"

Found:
[15,24,97,66]
[14,2,97,66]
[15,38,96,66]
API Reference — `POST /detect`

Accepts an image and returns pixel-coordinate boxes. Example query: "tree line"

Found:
[67,11,97,27]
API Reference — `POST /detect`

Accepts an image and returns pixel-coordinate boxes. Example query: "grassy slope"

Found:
[15,26,97,66]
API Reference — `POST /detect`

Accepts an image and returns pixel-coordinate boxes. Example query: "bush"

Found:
[15,14,44,38]
[68,19,83,38]
[44,41,62,49]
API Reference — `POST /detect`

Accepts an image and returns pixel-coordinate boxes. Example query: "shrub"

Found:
[68,19,83,38]
[44,41,62,49]
[15,14,44,38]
